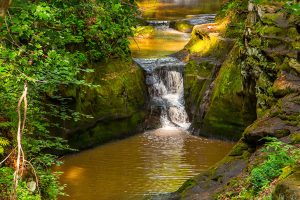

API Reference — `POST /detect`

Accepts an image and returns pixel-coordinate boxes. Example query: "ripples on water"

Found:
[57,128,234,200]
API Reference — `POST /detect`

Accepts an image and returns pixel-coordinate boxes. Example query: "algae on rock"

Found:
[172,0,300,199]
[61,59,147,149]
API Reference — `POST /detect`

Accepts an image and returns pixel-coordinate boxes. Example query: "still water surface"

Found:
[130,0,224,58]
[58,128,234,200]
[137,0,224,20]
[130,28,190,58]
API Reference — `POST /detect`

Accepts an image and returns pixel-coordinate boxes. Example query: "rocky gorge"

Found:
[51,0,300,199]
[59,0,300,199]
[159,0,300,199]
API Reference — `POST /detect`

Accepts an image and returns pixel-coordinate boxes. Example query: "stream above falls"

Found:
[58,1,234,199]
[136,0,223,20]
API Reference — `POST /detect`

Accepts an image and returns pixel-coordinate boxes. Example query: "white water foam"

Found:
[134,58,191,130]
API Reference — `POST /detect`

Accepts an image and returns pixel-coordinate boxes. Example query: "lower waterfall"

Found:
[134,57,190,129]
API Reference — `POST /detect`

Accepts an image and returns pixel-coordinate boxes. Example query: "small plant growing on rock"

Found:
[250,137,300,193]
[218,137,299,200]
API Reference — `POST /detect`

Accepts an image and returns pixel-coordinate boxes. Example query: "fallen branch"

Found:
[0,148,15,166]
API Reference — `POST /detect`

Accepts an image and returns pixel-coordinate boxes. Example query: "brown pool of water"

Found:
[57,128,234,200]
[129,28,190,58]
[137,0,224,20]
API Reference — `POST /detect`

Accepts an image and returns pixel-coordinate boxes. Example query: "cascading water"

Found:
[132,15,218,129]
[134,57,191,130]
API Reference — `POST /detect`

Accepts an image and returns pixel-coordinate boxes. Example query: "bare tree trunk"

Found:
[12,82,28,199]
[0,0,12,18]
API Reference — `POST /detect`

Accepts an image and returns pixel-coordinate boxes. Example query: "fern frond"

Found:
[0,137,9,147]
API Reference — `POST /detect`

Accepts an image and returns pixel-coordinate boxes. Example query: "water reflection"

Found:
[130,29,190,58]
[57,128,234,200]
[137,0,224,20]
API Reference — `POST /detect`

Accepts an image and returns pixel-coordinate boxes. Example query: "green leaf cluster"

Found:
[253,0,300,15]
[0,0,138,199]
[250,137,300,192]
[0,136,9,154]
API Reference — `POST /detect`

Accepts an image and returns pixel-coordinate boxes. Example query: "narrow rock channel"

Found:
[57,1,235,200]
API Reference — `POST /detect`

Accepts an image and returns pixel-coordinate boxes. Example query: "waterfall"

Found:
[134,57,190,130]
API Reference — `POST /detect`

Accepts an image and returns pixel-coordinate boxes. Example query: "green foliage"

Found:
[218,0,248,18]
[16,181,41,200]
[218,138,300,200]
[0,0,138,199]
[0,167,14,199]
[39,171,65,199]
[250,137,300,193]
[286,2,300,15]
[0,136,9,154]
[216,0,247,39]
[0,166,63,200]
[253,0,300,15]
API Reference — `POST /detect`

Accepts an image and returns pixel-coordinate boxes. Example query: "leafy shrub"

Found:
[250,137,299,192]
[0,167,14,199]
[0,137,9,154]
[0,0,138,199]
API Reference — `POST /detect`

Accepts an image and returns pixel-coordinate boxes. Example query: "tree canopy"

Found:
[0,0,138,199]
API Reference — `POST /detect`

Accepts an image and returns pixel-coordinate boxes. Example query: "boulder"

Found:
[272,71,300,97]
[273,169,300,200]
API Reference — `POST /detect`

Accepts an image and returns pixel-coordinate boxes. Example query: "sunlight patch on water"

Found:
[130,28,190,58]
[64,166,85,180]
[136,0,223,20]
[57,130,234,200]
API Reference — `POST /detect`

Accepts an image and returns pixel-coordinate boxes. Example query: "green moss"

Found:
[62,59,147,149]
[257,25,284,37]
[184,60,215,115]
[78,59,146,117]
[212,45,242,99]
[229,142,249,156]
[224,21,245,38]
[249,38,262,48]
[198,45,256,140]
[278,166,294,180]
[69,111,145,149]
[260,12,283,25]
[171,21,193,33]
[176,178,197,194]
[201,96,255,140]
[185,60,214,77]
[186,32,233,59]
[273,167,300,200]
[290,132,300,144]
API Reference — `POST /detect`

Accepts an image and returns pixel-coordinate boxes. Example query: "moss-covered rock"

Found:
[272,71,300,97]
[244,93,300,144]
[183,23,256,140]
[184,60,215,119]
[61,59,147,149]
[68,112,145,149]
[174,149,249,200]
[170,14,216,33]
[198,45,256,140]
[290,132,300,144]
[173,0,300,199]
[170,21,193,33]
[273,168,300,200]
